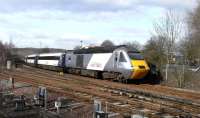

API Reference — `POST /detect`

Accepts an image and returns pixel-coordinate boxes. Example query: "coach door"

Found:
[76,55,84,68]
[66,53,76,68]
[114,52,119,69]
[34,56,38,66]
[60,54,66,67]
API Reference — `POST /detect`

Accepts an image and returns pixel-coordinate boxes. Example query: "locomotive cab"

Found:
[128,52,150,79]
[113,47,150,80]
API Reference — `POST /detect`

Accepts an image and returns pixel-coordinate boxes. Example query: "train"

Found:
[25,45,153,82]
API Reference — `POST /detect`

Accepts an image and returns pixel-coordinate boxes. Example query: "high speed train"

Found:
[25,45,151,82]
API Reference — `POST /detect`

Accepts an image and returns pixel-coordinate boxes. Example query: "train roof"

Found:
[38,53,63,57]
[74,45,139,54]
[26,53,63,57]
[27,54,37,57]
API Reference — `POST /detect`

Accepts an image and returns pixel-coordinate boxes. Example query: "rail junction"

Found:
[0,65,200,118]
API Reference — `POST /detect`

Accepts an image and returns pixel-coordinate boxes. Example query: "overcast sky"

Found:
[0,0,198,49]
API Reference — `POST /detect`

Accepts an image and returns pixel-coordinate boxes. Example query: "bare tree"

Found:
[40,47,50,53]
[73,45,81,50]
[101,40,115,47]
[121,41,141,50]
[4,40,15,59]
[153,10,184,80]
[143,36,166,70]
[186,2,200,65]
[0,40,15,71]
[0,41,6,68]
[0,41,11,70]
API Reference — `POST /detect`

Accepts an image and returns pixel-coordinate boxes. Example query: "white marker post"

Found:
[55,101,61,114]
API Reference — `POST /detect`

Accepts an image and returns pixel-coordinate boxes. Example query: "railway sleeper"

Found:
[115,88,200,108]
[104,86,200,116]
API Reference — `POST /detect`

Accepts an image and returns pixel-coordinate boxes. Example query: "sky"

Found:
[0,0,198,49]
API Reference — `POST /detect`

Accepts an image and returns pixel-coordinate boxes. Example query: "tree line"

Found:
[1,3,200,74]
[98,3,200,71]
[97,4,200,87]
[0,41,14,68]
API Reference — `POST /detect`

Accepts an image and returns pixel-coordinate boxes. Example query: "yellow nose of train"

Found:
[131,60,150,79]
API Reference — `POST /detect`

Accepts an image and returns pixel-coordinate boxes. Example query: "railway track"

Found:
[0,71,159,117]
[0,66,200,117]
[22,65,200,102]
[4,67,200,115]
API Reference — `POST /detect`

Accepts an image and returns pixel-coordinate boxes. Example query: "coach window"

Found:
[115,53,118,62]
[119,52,126,62]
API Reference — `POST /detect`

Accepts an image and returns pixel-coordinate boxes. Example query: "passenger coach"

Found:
[25,53,65,71]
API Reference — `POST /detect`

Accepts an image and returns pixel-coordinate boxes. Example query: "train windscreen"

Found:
[128,53,144,60]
